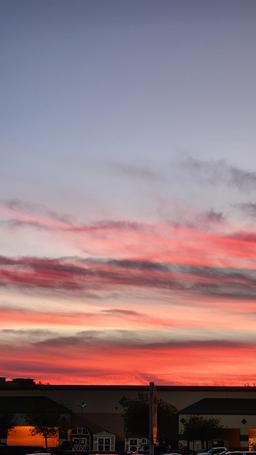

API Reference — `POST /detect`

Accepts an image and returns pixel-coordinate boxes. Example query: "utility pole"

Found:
[149,382,157,455]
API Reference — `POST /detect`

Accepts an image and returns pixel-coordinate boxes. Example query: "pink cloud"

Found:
[0,255,255,304]
[1,199,256,269]
[1,304,255,332]
[1,201,256,385]
[1,340,256,385]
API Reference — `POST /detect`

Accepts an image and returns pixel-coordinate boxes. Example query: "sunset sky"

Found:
[1,0,256,385]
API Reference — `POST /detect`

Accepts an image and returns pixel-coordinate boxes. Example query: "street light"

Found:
[80,402,87,410]
[79,402,87,429]
[79,402,88,450]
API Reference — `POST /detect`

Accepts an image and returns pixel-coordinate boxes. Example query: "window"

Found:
[73,437,90,451]
[98,438,104,451]
[105,438,110,451]
[97,436,112,452]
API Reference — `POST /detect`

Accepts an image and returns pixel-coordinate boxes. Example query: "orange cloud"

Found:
[1,201,256,385]
[1,340,256,386]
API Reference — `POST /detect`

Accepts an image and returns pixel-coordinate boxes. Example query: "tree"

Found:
[181,416,223,450]
[0,413,15,443]
[157,400,178,445]
[28,412,69,449]
[119,396,177,446]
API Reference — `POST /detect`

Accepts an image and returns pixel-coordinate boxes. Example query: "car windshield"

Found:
[209,449,226,454]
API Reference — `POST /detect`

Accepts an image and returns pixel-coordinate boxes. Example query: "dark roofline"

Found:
[179,398,256,415]
[1,384,256,392]
[0,395,72,414]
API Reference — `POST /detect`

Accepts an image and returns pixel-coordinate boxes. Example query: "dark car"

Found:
[52,441,89,455]
[137,445,170,455]
[0,447,49,455]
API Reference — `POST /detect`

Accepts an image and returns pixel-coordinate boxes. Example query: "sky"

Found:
[1,0,256,385]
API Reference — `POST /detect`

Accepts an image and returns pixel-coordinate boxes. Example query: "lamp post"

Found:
[79,402,87,452]
[149,382,157,455]
[80,401,87,426]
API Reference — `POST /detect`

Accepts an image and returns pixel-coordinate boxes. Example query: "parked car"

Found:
[52,440,91,455]
[137,445,149,453]
[161,453,183,455]
[26,453,50,455]
[25,449,50,455]
[222,452,256,455]
[137,444,170,455]
[198,448,227,455]
[0,446,49,455]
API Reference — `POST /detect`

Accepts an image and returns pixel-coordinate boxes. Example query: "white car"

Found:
[26,453,50,455]
[224,452,256,455]
[198,448,227,455]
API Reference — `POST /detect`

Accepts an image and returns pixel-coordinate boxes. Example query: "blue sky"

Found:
[2,0,256,216]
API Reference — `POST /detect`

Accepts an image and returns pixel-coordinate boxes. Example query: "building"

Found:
[179,398,256,451]
[2,379,256,450]
[0,395,71,447]
[125,437,148,453]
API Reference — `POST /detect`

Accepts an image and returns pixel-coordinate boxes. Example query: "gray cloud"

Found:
[106,258,168,271]
[0,219,54,231]
[109,161,163,181]
[236,202,256,218]
[68,220,142,233]
[0,328,56,345]
[0,198,144,234]
[183,157,256,192]
[1,255,256,301]
[0,356,115,378]
[0,197,226,238]
[1,329,52,336]
[230,166,256,191]
[2,198,72,224]
[227,231,256,243]
[32,329,256,350]
[102,308,142,316]
[199,210,225,224]
[184,157,227,184]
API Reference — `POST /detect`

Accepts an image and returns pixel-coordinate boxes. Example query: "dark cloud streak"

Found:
[236,202,256,218]
[109,161,163,181]
[0,255,256,301]
[183,157,256,192]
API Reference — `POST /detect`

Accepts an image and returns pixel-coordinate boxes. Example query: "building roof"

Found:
[71,414,104,433]
[86,412,124,436]
[0,396,71,414]
[71,414,114,434]
[179,398,256,415]
[2,381,256,392]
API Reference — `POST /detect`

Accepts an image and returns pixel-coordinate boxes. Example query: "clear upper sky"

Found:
[1,0,256,385]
